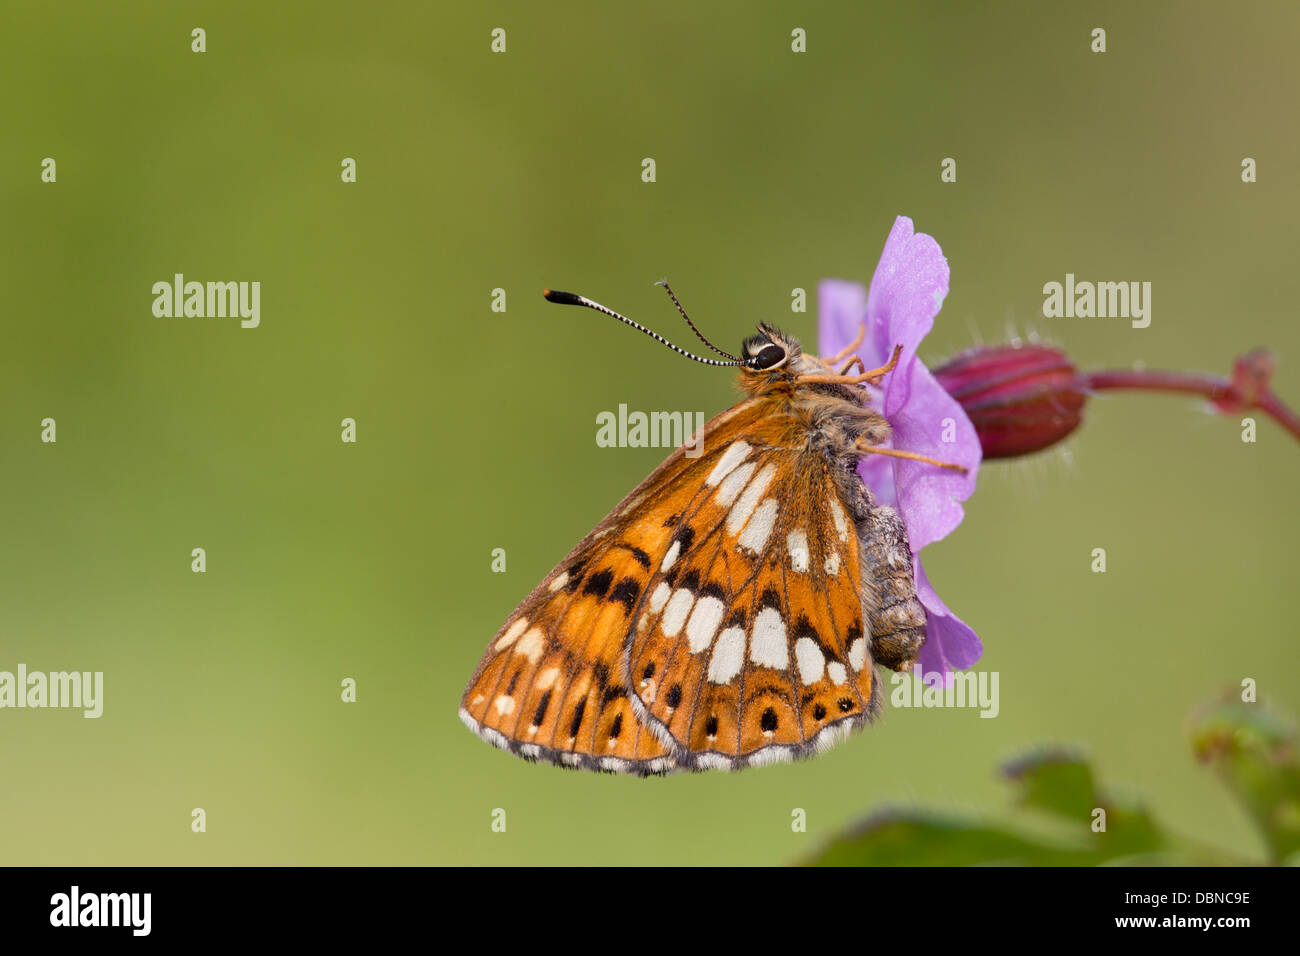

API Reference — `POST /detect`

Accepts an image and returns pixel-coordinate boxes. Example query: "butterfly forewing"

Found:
[460,539,680,773]
[459,399,772,774]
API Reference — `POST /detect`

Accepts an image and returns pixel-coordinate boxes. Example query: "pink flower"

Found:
[819,217,983,685]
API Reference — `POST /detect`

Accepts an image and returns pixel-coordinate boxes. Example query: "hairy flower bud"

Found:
[932,345,1087,459]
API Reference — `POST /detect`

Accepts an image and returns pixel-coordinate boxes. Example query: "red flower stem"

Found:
[1257,392,1300,442]
[1085,369,1231,399]
[1084,369,1300,442]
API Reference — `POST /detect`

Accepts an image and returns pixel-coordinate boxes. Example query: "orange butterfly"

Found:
[460,283,966,774]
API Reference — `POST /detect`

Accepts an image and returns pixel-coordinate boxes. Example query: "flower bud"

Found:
[932,345,1087,459]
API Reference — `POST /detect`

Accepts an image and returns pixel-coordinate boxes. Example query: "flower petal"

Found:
[816,279,868,365]
[866,216,951,411]
[818,216,985,683]
[878,359,981,553]
[914,562,983,686]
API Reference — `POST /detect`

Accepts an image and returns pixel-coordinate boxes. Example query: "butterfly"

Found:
[460,282,966,775]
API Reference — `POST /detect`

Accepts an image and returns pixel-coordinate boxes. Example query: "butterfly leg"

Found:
[798,345,903,387]
[856,442,969,474]
[820,322,866,365]
[857,505,928,673]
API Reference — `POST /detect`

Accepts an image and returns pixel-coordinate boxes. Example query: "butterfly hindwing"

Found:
[463,392,892,773]
[623,419,881,770]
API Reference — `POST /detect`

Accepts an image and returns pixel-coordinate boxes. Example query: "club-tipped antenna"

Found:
[654,279,738,360]
[543,288,745,367]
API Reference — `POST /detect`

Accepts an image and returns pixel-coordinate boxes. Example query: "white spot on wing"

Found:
[706,441,751,486]
[495,618,528,651]
[827,662,848,685]
[829,497,850,543]
[824,551,841,575]
[686,596,725,652]
[660,540,680,572]
[662,588,694,637]
[787,529,809,572]
[494,695,516,716]
[536,666,561,690]
[650,582,671,614]
[548,572,568,593]
[737,497,779,554]
[726,463,778,536]
[795,637,825,684]
[707,626,746,683]
[848,637,867,670]
[715,461,756,507]
[750,607,788,668]
[515,626,544,664]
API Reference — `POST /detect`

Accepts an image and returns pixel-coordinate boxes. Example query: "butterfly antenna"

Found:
[543,289,745,367]
[654,279,739,360]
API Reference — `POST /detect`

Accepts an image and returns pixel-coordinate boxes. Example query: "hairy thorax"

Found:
[738,342,891,518]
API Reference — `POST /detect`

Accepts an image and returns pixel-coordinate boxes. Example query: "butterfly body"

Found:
[460,316,929,775]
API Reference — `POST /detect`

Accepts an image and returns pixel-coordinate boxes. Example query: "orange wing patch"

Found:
[460,399,773,775]
[461,397,881,774]
[460,543,679,774]
[624,424,881,770]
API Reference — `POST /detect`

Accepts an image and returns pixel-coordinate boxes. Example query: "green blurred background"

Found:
[1,1,1296,865]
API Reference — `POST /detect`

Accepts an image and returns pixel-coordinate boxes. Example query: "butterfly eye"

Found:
[749,344,787,370]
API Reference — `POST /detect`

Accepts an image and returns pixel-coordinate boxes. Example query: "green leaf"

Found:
[804,750,1173,866]
[801,809,1098,867]
[1190,692,1300,863]
[1001,747,1097,821]
[802,689,1300,866]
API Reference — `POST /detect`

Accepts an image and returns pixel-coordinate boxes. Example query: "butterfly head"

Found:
[739,322,806,381]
